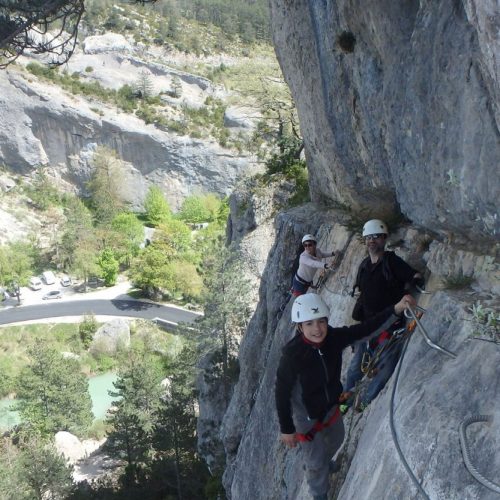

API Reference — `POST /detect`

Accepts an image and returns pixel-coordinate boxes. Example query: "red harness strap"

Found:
[296,406,342,442]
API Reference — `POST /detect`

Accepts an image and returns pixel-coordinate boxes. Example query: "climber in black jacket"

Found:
[275,292,416,500]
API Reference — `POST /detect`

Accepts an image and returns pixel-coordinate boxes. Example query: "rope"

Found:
[389,334,431,500]
[459,415,500,494]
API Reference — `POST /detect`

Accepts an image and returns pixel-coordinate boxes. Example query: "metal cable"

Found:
[459,415,500,494]
[389,334,431,500]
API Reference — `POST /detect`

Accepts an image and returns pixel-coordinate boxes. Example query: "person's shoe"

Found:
[329,458,340,473]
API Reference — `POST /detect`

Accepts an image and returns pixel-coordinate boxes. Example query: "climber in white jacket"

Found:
[291,234,335,296]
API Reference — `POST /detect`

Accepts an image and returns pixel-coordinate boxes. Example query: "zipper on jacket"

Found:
[318,349,330,404]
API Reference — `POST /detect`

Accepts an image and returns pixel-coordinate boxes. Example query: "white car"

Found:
[60,275,72,287]
[42,271,56,285]
[29,277,42,291]
[43,290,62,300]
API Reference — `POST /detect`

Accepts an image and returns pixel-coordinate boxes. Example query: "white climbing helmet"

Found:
[362,219,388,237]
[291,293,330,323]
[302,234,317,244]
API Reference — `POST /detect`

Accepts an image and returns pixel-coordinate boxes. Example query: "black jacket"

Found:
[275,305,396,434]
[356,251,416,319]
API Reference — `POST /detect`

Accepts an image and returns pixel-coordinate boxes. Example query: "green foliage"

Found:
[135,70,154,99]
[105,348,164,485]
[442,271,474,290]
[87,146,126,226]
[144,185,172,226]
[468,302,499,341]
[262,136,310,206]
[79,314,98,349]
[178,193,223,224]
[97,248,119,286]
[156,218,192,254]
[195,246,252,397]
[0,434,74,500]
[168,259,203,300]
[23,170,62,210]
[129,243,175,300]
[110,212,144,267]
[0,241,36,288]
[15,343,93,436]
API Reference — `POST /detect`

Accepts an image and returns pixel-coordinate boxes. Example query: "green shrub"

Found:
[443,271,474,290]
[79,314,98,349]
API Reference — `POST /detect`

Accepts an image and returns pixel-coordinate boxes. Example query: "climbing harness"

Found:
[459,415,500,494]
[310,252,342,292]
[296,406,341,442]
[361,310,423,378]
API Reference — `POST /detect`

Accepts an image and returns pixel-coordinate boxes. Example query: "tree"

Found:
[79,314,98,349]
[59,196,94,271]
[71,228,100,288]
[170,76,182,98]
[178,194,212,224]
[97,248,119,286]
[15,343,93,436]
[135,70,154,99]
[156,218,192,254]
[166,259,203,301]
[110,212,144,267]
[0,0,85,68]
[0,434,74,500]
[196,246,252,399]
[144,185,171,226]
[0,241,35,288]
[87,146,126,227]
[129,243,175,299]
[105,348,163,487]
[18,434,75,500]
[152,343,209,500]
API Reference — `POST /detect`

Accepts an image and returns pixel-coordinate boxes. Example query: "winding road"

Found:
[0,299,200,326]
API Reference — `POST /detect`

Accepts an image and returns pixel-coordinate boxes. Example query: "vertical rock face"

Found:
[269,0,499,239]
[0,70,256,210]
[216,2,499,498]
[221,211,499,500]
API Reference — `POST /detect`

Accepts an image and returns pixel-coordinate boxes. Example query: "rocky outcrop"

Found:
[0,49,257,210]
[269,0,499,240]
[221,209,499,499]
[216,3,499,497]
[90,318,130,356]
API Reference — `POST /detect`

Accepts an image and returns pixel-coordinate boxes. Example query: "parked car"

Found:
[42,271,56,285]
[60,275,72,287]
[42,290,62,300]
[29,277,43,291]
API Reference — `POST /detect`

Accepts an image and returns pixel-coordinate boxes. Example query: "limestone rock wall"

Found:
[221,209,499,499]
[0,69,255,210]
[218,2,499,497]
[269,0,499,240]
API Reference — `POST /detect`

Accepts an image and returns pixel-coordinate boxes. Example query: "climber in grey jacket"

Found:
[275,292,416,500]
[292,234,335,296]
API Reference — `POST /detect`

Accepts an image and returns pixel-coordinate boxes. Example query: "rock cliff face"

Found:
[0,49,256,210]
[269,0,499,240]
[211,2,499,499]
[221,212,499,500]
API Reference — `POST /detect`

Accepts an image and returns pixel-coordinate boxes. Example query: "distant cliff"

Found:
[210,1,499,499]
[0,34,259,211]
